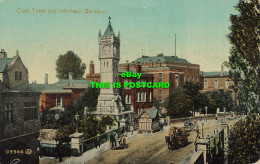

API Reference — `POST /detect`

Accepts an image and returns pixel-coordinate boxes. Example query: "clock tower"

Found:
[94,17,133,128]
[98,16,120,95]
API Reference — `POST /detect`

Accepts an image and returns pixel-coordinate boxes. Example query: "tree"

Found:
[56,51,86,79]
[164,88,193,118]
[183,82,203,115]
[227,0,260,113]
[73,87,99,113]
[229,114,260,163]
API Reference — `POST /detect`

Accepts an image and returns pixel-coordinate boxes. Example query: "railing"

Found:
[82,126,125,152]
[209,129,224,163]
[39,126,125,157]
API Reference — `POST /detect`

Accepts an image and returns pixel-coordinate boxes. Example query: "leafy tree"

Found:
[56,51,86,79]
[227,0,260,113]
[183,82,203,115]
[164,88,193,118]
[229,114,260,163]
[73,87,99,113]
[55,124,74,144]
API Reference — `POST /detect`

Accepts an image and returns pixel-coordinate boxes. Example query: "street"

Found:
[87,118,237,164]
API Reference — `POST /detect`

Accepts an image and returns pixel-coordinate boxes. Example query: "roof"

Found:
[134,56,190,64]
[137,107,158,119]
[203,71,229,76]
[28,84,72,94]
[0,58,13,72]
[55,79,92,85]
[103,20,114,37]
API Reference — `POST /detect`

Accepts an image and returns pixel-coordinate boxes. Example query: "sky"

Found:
[0,0,239,83]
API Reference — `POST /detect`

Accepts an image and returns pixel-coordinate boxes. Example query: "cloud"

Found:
[0,0,5,2]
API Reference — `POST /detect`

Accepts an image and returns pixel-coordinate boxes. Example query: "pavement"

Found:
[61,130,141,164]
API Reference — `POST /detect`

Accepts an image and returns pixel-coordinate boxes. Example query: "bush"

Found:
[229,114,260,163]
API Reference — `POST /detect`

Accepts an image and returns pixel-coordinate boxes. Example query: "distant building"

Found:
[0,49,40,163]
[200,64,234,92]
[137,107,160,133]
[119,54,200,103]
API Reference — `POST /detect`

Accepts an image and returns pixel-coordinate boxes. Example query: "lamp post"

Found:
[224,107,226,122]
[75,113,80,133]
[205,106,208,123]
[202,119,205,138]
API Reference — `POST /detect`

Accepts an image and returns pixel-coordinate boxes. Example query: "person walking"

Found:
[130,125,134,135]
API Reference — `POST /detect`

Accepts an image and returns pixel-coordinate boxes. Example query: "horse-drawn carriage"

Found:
[165,126,190,150]
[109,132,127,150]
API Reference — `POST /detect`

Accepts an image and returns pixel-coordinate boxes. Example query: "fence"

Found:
[82,126,125,152]
[39,126,125,157]
[209,129,224,164]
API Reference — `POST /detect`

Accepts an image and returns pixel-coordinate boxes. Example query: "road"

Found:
[87,119,237,164]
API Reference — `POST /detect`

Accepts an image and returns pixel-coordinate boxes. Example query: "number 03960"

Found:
[5,150,24,154]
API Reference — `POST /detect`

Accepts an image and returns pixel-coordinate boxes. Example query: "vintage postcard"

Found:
[0,0,259,164]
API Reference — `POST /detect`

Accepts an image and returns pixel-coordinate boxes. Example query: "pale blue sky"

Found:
[0,0,238,83]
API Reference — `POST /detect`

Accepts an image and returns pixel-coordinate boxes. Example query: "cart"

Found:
[110,132,127,150]
[165,126,190,151]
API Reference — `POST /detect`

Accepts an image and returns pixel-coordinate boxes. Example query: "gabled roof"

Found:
[137,107,158,119]
[134,56,190,64]
[0,58,13,72]
[103,20,114,37]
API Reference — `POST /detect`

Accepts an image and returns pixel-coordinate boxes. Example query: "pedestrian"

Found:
[130,125,134,135]
[96,134,101,148]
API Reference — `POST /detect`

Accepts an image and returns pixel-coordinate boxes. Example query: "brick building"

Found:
[119,53,200,103]
[0,49,40,163]
[200,65,234,92]
[29,72,92,111]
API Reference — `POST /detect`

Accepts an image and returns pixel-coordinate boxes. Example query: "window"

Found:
[175,74,179,87]
[142,92,146,102]
[149,92,152,102]
[159,90,162,103]
[124,79,131,89]
[159,73,162,82]
[214,80,218,89]
[23,101,38,121]
[137,92,140,102]
[125,94,131,104]
[56,96,63,106]
[15,71,22,80]
[226,80,230,88]
[5,103,14,124]
[204,80,208,88]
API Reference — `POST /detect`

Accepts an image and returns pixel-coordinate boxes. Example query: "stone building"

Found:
[91,18,134,128]
[119,54,200,103]
[0,49,41,163]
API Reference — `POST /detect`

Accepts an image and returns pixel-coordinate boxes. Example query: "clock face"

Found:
[102,45,110,55]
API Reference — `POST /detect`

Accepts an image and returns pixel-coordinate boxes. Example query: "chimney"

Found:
[44,74,48,84]
[90,61,94,75]
[136,62,142,73]
[221,64,224,76]
[0,49,7,58]
[69,72,73,87]
[125,63,130,71]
